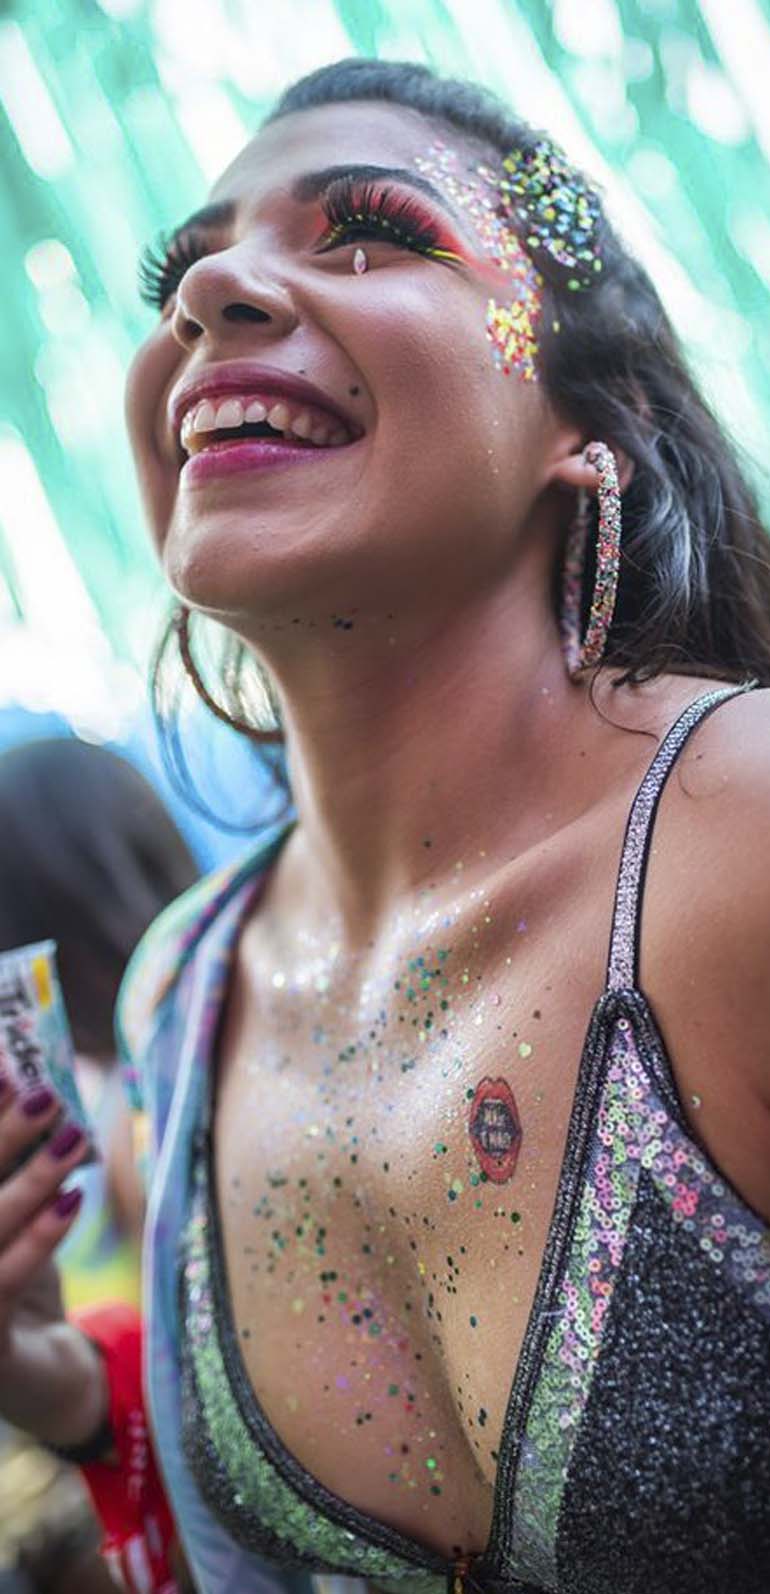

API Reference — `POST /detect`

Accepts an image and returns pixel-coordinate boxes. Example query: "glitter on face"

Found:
[414,142,544,381]
[484,298,541,382]
[496,141,603,290]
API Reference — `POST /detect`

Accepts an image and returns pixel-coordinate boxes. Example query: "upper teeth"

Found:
[179,394,352,455]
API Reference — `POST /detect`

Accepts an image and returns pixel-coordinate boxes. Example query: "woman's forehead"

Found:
[208,100,482,208]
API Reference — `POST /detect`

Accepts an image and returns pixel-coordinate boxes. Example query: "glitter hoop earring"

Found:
[560,441,622,679]
[174,606,282,744]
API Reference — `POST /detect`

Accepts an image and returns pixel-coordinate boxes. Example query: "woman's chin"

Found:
[161,527,347,633]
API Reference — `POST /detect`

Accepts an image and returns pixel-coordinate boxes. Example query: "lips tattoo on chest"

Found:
[468,1076,522,1183]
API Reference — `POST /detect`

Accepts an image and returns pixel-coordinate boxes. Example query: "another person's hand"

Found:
[0,1075,85,1348]
[0,1075,106,1446]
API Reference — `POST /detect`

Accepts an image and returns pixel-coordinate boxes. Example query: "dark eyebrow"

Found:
[291,163,460,220]
[165,164,468,250]
[163,200,237,250]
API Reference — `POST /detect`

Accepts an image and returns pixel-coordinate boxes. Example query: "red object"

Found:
[468,1075,522,1183]
[72,1302,179,1594]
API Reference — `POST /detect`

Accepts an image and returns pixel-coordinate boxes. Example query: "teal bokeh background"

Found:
[2,0,770,736]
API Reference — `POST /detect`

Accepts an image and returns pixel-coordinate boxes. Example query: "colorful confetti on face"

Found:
[414,141,544,380]
[495,140,603,291]
[414,136,602,379]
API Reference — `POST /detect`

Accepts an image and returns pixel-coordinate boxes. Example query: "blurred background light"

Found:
[167,83,251,181]
[0,428,100,640]
[0,20,74,179]
[553,0,625,59]
[95,0,144,16]
[698,0,770,162]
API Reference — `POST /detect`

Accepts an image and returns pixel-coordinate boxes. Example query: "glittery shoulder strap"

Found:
[606,682,755,992]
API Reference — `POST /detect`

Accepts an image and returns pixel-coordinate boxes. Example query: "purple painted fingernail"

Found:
[48,1123,84,1160]
[22,1087,56,1118]
[54,1187,82,1220]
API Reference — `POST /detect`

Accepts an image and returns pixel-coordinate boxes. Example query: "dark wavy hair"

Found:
[152,56,770,822]
[0,739,198,1057]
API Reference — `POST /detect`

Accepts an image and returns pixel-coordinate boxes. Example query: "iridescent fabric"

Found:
[117,686,770,1594]
[495,995,770,1593]
[181,1147,444,1594]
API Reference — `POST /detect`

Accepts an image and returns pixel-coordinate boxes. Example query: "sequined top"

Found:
[117,686,770,1594]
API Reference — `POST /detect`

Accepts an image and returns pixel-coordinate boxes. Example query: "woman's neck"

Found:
[256,576,592,945]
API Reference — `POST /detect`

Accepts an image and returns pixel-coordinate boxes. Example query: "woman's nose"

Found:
[170,251,299,349]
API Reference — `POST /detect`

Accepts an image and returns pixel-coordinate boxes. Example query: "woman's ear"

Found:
[552,442,635,495]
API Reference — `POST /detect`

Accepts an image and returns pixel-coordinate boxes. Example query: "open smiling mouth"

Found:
[180,394,359,454]
[178,394,363,483]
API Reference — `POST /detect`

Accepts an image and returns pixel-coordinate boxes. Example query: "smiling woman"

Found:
[2,55,770,1594]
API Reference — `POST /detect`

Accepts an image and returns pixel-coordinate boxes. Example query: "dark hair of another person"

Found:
[0,739,198,1059]
[151,57,770,821]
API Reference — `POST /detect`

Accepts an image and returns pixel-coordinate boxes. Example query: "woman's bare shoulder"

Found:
[638,681,770,1219]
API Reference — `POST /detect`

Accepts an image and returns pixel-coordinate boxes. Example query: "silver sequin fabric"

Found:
[500,1000,770,1591]
[607,686,743,990]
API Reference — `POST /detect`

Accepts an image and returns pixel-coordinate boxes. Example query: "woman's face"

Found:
[125,100,564,635]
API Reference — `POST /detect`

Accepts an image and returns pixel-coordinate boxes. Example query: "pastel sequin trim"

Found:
[608,688,749,991]
[508,1012,770,1586]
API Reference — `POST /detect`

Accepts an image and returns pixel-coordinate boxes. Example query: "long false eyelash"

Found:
[137,229,207,310]
[137,179,457,310]
[317,178,451,257]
